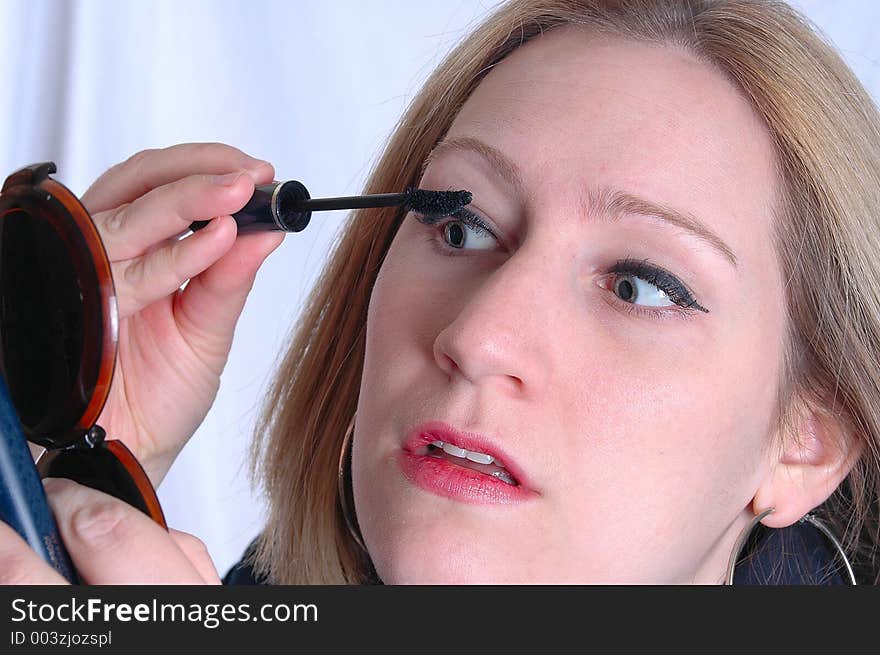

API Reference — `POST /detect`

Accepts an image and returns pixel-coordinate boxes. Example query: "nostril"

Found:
[439,353,460,379]
[432,335,456,377]
[433,328,531,393]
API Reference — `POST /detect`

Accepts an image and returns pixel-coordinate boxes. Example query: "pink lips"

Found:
[398,420,537,504]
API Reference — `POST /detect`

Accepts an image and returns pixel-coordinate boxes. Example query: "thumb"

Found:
[44,478,208,584]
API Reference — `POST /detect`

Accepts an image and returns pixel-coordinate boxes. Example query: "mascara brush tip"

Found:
[403,188,472,218]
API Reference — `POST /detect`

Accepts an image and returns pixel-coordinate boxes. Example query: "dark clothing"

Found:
[222,539,265,585]
[731,518,848,584]
[223,519,849,585]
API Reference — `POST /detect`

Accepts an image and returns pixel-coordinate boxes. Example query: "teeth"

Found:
[441,443,468,458]
[465,451,493,465]
[429,439,501,467]
[426,439,516,485]
[490,471,516,485]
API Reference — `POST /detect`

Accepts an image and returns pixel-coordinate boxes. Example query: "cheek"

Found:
[364,237,427,362]
[363,220,463,365]
[557,320,779,538]
[357,226,446,445]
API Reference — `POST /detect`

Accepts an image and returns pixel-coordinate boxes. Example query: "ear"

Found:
[751,403,860,529]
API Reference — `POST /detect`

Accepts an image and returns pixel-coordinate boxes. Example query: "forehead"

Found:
[443,27,780,269]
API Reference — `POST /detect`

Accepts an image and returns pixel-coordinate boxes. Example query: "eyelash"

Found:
[605,258,709,318]
[414,208,497,258]
[413,212,709,319]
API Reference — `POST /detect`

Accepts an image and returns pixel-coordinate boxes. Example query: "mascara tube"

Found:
[0,373,78,583]
[189,181,473,235]
[190,180,312,234]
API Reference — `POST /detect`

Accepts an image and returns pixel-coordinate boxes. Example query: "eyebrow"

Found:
[422,136,738,269]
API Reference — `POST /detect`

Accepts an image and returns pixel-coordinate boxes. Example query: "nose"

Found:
[432,251,551,397]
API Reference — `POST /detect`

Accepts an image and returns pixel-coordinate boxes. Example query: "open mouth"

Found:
[421,440,518,486]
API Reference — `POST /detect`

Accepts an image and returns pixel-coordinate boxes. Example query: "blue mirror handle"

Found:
[0,373,78,583]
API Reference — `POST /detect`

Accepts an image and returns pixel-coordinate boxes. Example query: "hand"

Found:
[0,479,218,584]
[81,143,284,485]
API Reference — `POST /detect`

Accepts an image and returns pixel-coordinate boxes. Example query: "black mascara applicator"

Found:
[189,181,472,234]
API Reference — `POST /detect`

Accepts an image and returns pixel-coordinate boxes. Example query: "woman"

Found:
[2,0,879,584]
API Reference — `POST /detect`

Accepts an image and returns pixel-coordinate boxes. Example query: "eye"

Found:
[603,258,709,314]
[441,218,496,251]
[612,274,674,307]
[414,207,499,255]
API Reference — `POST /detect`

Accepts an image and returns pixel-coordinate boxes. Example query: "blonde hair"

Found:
[250,0,880,584]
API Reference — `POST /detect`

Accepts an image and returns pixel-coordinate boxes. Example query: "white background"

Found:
[1,0,877,577]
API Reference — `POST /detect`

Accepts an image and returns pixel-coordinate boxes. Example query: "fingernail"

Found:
[241,155,270,171]
[205,216,225,232]
[213,171,244,186]
[42,477,61,493]
[238,156,269,179]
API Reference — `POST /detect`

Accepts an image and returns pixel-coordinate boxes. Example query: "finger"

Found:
[174,228,285,345]
[112,214,241,320]
[96,171,256,261]
[82,142,274,215]
[0,520,69,585]
[44,478,206,584]
[169,530,221,584]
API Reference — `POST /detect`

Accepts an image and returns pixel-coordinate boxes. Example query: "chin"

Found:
[376,556,514,585]
[366,523,527,584]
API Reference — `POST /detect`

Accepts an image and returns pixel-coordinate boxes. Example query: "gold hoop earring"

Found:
[725,507,857,585]
[338,412,367,552]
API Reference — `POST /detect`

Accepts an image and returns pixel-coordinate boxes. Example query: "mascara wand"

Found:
[189,181,472,234]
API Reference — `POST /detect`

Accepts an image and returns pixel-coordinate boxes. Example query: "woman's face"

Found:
[352,28,785,583]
